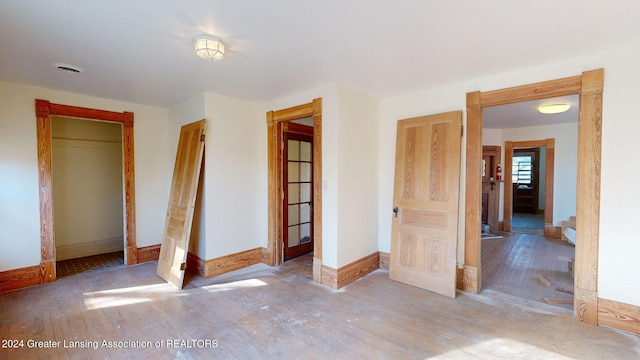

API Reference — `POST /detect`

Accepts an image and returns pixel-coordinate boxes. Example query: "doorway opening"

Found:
[36,100,137,283]
[266,98,323,283]
[511,148,542,234]
[483,131,575,309]
[283,123,314,264]
[464,69,603,324]
[502,138,557,236]
[51,116,125,277]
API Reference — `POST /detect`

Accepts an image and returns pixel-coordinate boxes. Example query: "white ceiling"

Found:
[1,1,639,113]
[483,94,579,129]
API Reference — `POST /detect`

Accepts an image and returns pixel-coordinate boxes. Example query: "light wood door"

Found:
[157,119,206,289]
[389,111,462,298]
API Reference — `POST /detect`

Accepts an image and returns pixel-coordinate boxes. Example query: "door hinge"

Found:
[461,125,464,137]
[180,262,187,270]
[200,133,206,142]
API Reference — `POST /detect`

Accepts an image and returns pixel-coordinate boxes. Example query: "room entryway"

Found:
[280,252,313,278]
[283,127,314,261]
[266,98,322,283]
[36,99,138,283]
[51,116,126,277]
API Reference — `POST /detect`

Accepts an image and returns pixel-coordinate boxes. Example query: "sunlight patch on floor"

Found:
[201,278,268,293]
[430,337,574,359]
[83,283,178,310]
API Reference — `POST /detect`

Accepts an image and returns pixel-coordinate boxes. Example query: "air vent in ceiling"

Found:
[52,63,85,73]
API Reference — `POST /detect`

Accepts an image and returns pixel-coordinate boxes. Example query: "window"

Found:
[512,156,532,184]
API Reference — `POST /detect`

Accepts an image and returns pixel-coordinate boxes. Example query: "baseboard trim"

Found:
[598,297,640,335]
[379,251,390,270]
[204,247,264,278]
[0,265,41,292]
[187,252,206,277]
[545,224,561,239]
[321,252,380,289]
[461,265,479,293]
[56,237,124,261]
[313,257,322,284]
[456,267,464,291]
[137,244,161,263]
[321,265,338,289]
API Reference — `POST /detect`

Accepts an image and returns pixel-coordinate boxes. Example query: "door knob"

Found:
[393,207,399,218]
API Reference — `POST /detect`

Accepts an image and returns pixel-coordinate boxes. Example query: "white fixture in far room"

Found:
[194,35,225,61]
[537,103,570,114]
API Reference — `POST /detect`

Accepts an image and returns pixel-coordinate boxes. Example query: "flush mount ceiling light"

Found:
[537,104,571,114]
[194,35,225,61]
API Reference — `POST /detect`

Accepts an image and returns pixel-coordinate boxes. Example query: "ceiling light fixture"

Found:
[194,35,225,61]
[537,104,571,114]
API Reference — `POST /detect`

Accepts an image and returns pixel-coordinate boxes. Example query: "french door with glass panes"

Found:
[283,131,313,261]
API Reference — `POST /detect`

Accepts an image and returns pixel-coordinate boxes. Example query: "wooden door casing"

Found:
[157,119,206,289]
[389,111,462,298]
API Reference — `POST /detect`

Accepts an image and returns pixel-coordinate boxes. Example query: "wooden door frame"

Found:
[464,69,603,325]
[503,139,555,235]
[266,98,322,283]
[36,99,137,283]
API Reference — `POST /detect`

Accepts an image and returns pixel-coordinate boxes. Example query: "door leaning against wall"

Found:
[389,111,462,298]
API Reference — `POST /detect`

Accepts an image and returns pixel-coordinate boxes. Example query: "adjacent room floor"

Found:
[481,231,575,310]
[1,259,637,359]
[56,251,125,278]
[511,212,545,235]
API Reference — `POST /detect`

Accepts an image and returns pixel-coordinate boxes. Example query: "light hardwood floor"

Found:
[1,260,637,359]
[482,232,575,309]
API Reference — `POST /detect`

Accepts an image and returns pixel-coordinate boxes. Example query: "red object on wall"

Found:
[496,164,502,181]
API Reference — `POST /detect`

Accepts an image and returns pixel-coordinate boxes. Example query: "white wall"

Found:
[52,117,124,260]
[482,128,502,146]
[168,95,206,257]
[202,93,265,259]
[336,84,379,266]
[379,42,640,307]
[0,81,173,271]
